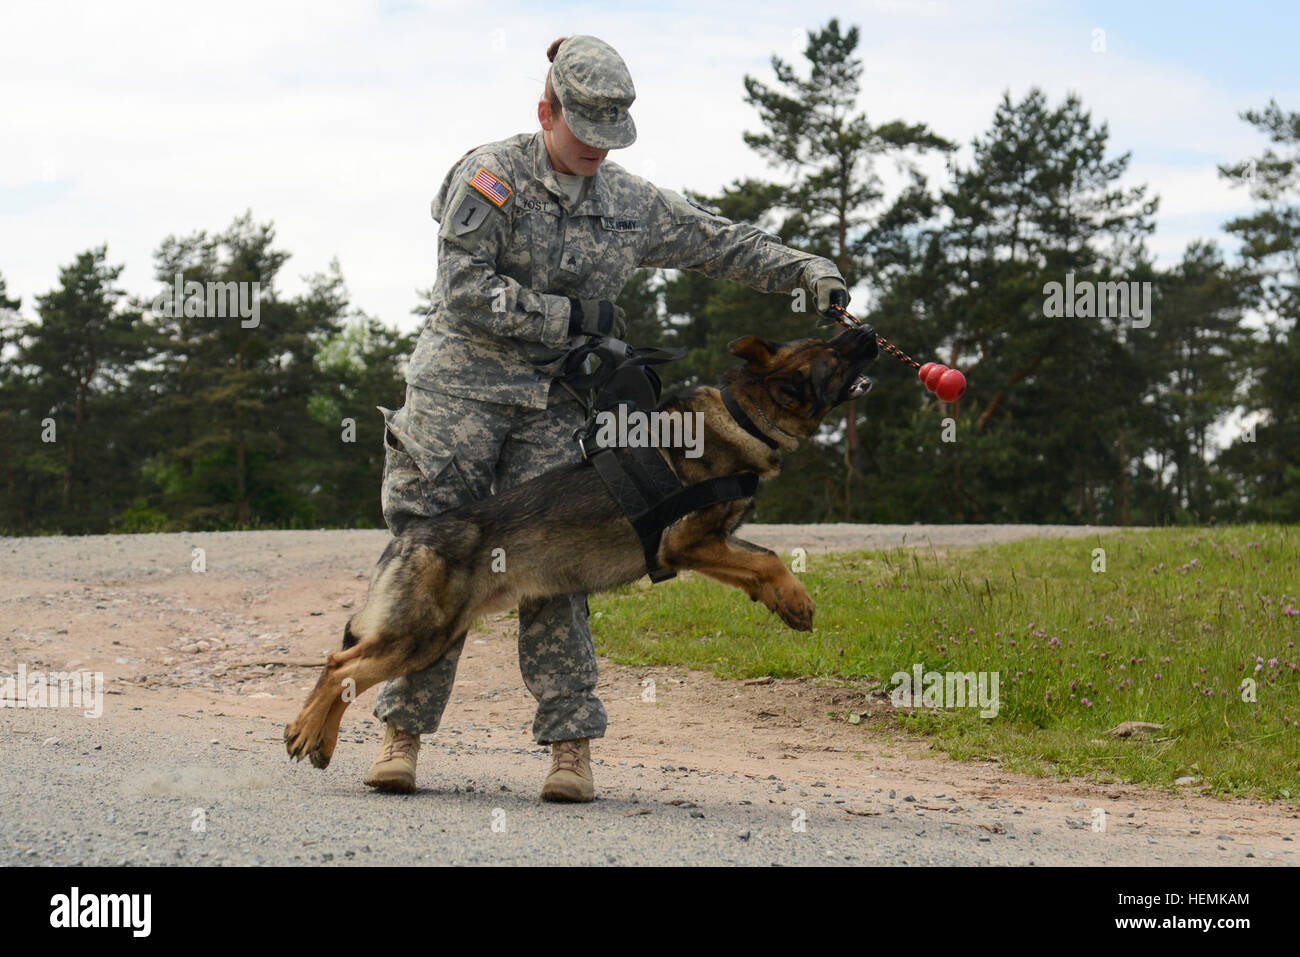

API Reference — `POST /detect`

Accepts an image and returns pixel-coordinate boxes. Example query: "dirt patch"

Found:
[1,527,1295,864]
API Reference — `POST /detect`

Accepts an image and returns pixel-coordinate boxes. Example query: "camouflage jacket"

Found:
[407,130,842,409]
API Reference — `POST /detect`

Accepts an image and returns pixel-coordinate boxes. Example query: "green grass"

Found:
[591,525,1300,802]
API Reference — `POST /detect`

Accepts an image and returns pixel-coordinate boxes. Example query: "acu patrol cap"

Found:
[550,35,637,150]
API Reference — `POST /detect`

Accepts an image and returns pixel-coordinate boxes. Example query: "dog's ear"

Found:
[728,336,777,367]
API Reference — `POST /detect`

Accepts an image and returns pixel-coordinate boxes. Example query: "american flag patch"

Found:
[469,168,512,207]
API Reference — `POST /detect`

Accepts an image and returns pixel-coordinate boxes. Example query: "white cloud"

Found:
[0,0,1290,333]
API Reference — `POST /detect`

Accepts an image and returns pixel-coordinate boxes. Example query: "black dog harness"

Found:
[537,338,764,583]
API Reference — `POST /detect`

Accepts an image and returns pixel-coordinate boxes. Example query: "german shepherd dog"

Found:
[285,325,878,770]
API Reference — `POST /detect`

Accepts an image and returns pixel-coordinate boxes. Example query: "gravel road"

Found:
[1,525,1293,867]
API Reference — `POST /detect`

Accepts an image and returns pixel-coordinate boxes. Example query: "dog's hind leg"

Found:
[286,613,474,770]
[287,537,469,769]
[285,642,369,769]
[286,625,458,769]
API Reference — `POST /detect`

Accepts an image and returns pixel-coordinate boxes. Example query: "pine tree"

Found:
[922,89,1157,522]
[738,18,952,516]
[1218,101,1300,519]
[142,213,346,528]
[1134,242,1255,522]
[308,312,415,527]
[0,272,36,530]
[24,248,145,529]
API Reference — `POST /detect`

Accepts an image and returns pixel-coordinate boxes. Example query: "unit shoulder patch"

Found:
[451,193,492,236]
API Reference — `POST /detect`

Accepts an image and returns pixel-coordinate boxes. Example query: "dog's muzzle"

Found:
[833,326,877,402]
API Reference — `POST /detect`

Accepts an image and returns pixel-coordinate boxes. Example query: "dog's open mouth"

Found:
[847,374,872,398]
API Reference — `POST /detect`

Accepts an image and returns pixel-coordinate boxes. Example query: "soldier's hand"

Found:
[568,298,627,339]
[608,305,628,340]
[811,276,849,320]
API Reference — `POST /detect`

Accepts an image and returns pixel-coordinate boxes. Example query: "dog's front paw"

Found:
[757,580,814,631]
[777,581,814,631]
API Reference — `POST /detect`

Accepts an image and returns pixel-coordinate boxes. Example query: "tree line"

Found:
[2,18,1297,534]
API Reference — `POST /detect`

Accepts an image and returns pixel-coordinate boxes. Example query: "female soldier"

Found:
[368,34,848,802]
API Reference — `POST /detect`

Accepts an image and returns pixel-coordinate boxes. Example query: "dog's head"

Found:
[723,325,879,439]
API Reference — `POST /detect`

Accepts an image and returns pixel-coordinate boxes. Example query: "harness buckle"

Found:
[573,427,591,461]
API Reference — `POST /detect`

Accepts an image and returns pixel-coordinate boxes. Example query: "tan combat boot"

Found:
[540,738,594,802]
[363,723,420,793]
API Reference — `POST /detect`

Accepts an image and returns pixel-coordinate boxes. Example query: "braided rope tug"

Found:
[829,303,967,402]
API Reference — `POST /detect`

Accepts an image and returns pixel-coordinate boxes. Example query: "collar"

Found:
[721,386,783,450]
[529,130,614,214]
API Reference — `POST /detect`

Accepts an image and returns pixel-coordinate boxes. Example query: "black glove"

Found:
[827,286,848,316]
[568,298,627,339]
[811,276,849,320]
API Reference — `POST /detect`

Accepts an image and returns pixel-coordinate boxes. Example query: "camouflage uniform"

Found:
[375,35,842,744]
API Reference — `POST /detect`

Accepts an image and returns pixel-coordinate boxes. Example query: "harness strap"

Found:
[532,335,766,585]
[633,473,760,545]
[592,447,650,519]
[541,337,686,444]
[591,447,676,582]
[591,445,759,584]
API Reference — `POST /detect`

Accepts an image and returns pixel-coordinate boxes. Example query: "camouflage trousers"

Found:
[373,380,606,744]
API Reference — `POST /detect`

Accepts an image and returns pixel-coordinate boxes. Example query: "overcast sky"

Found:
[3,0,1297,333]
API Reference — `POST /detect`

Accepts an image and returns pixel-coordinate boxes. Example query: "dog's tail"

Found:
[341,620,359,650]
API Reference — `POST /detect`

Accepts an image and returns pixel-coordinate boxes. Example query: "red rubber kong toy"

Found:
[935,368,967,402]
[923,363,948,392]
[917,362,936,385]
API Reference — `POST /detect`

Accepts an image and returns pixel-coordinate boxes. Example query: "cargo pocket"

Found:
[378,405,478,527]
